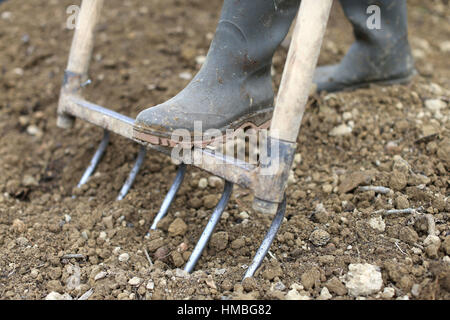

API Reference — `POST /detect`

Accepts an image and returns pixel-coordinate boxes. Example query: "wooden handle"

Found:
[67,0,104,75]
[270,0,333,142]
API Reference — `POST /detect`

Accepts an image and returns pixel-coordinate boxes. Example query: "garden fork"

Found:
[57,0,333,280]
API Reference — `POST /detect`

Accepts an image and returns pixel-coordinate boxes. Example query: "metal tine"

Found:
[184,181,234,273]
[243,195,287,280]
[147,163,187,235]
[76,129,110,188]
[117,146,147,201]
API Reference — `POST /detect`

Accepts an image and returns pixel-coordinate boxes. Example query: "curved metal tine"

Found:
[184,181,234,273]
[76,130,110,188]
[243,196,287,280]
[117,146,147,201]
[147,163,187,235]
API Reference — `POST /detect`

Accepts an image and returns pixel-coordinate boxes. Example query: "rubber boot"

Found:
[314,0,416,92]
[134,0,300,144]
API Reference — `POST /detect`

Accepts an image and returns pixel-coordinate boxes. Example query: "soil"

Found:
[0,0,449,300]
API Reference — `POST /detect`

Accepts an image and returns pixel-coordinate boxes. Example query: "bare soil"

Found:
[0,0,448,300]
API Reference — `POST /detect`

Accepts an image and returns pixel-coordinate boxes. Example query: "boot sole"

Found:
[133,107,273,148]
[323,71,417,93]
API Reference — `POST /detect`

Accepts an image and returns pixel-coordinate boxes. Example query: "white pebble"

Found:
[118,253,130,262]
[329,124,352,137]
[239,211,249,219]
[128,277,142,286]
[45,292,72,300]
[179,72,192,80]
[208,176,223,188]
[318,287,332,300]
[146,280,155,290]
[26,125,42,137]
[198,178,208,189]
[344,263,383,297]
[381,287,395,299]
[94,271,107,281]
[195,55,206,65]
[368,216,386,232]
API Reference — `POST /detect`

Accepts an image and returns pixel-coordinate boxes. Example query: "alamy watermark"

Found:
[366,5,382,30]
[66,5,80,30]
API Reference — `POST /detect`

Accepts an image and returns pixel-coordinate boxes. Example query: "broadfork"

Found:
[57,0,333,280]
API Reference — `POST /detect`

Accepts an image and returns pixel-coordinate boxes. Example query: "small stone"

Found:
[318,287,332,300]
[146,280,155,290]
[368,216,385,232]
[273,281,286,291]
[46,280,63,293]
[313,204,330,224]
[380,287,395,299]
[309,229,330,246]
[329,124,352,136]
[22,175,38,187]
[389,171,407,191]
[98,231,107,241]
[94,271,107,281]
[231,238,245,249]
[203,195,218,209]
[239,211,250,220]
[168,218,188,236]
[339,171,372,194]
[128,277,143,286]
[344,263,383,297]
[205,277,217,290]
[242,277,257,292]
[322,184,333,194]
[285,289,310,300]
[425,99,446,112]
[399,226,419,244]
[11,219,26,233]
[102,216,114,229]
[171,251,184,268]
[342,112,353,121]
[325,277,347,296]
[45,292,72,300]
[221,211,230,220]
[393,156,411,174]
[208,176,223,188]
[26,125,42,137]
[395,195,410,209]
[147,238,164,252]
[425,244,440,259]
[64,215,71,223]
[30,269,39,279]
[294,153,302,165]
[439,40,450,53]
[301,268,321,290]
[411,284,421,298]
[437,139,450,162]
[118,253,130,262]
[16,237,29,246]
[424,235,441,247]
[209,231,229,251]
[198,178,208,189]
[154,246,169,262]
[443,237,450,255]
[175,269,189,278]
[195,55,206,65]
[179,72,192,80]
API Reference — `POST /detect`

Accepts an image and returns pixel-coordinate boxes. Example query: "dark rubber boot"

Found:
[134,0,299,144]
[314,0,416,93]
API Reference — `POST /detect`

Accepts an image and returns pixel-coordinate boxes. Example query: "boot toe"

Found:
[313,64,344,92]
